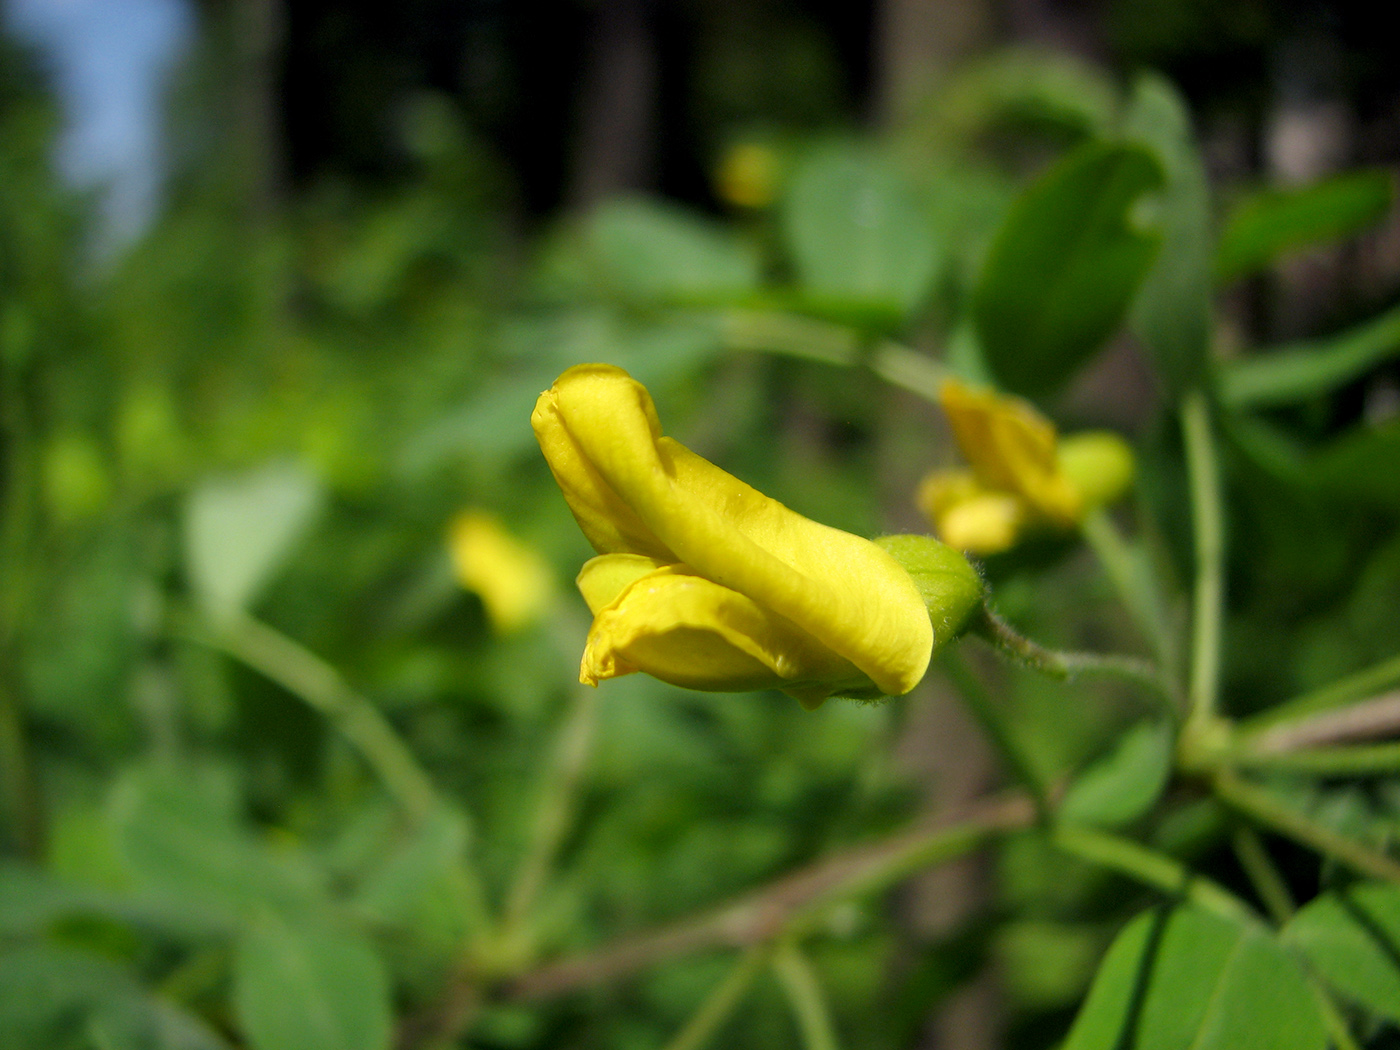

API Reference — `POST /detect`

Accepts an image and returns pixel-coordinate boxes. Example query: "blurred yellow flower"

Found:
[532,364,938,707]
[918,379,1134,555]
[716,141,781,209]
[448,510,556,634]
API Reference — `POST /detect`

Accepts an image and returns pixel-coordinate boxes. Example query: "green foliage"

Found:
[5,30,1400,1050]
[1215,169,1395,283]
[1064,906,1328,1050]
[972,141,1164,397]
[781,143,940,322]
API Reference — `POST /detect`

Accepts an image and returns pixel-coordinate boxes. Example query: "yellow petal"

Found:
[1056,431,1135,511]
[581,565,870,700]
[939,379,1081,525]
[449,511,556,633]
[937,493,1024,555]
[576,553,669,613]
[534,364,933,697]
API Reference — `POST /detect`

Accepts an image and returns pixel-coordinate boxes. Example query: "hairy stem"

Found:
[971,607,1175,712]
[1080,509,1180,694]
[941,649,1048,816]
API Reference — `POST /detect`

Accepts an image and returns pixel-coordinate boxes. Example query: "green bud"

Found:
[875,535,985,655]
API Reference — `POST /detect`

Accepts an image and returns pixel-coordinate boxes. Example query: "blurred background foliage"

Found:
[4,1,1400,1048]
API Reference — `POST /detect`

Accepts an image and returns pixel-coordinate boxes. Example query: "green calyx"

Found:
[875,534,985,655]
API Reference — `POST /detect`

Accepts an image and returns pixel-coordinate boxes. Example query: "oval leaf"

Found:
[234,913,392,1050]
[1283,881,1400,1021]
[588,197,759,304]
[781,143,940,321]
[973,141,1163,397]
[184,463,321,620]
[1125,73,1212,396]
[1060,721,1173,828]
[1216,169,1394,284]
[1065,905,1328,1050]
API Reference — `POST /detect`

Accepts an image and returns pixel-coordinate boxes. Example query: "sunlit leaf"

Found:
[588,197,759,303]
[782,143,940,321]
[1065,905,1327,1050]
[234,912,392,1050]
[184,462,322,620]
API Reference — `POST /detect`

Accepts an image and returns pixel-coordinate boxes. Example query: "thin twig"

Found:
[502,792,1035,1001]
[1244,690,1400,754]
[1230,826,1295,924]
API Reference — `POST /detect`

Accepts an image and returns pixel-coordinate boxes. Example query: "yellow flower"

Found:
[532,364,948,707]
[918,379,1134,555]
[448,510,556,633]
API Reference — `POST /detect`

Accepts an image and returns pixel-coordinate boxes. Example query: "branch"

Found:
[1244,690,1400,754]
[501,792,1035,1001]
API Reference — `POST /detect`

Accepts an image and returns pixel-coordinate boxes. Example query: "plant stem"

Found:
[868,341,949,403]
[1232,741,1400,776]
[199,611,437,825]
[1241,655,1400,733]
[506,792,1035,1000]
[1213,773,1400,884]
[940,649,1047,817]
[971,607,1175,713]
[1080,509,1180,693]
[503,682,599,936]
[661,943,771,1050]
[1182,389,1224,732]
[773,940,840,1050]
[1052,824,1257,926]
[1230,826,1295,924]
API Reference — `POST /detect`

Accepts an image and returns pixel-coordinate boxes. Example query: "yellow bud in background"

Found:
[915,470,1025,556]
[1056,431,1135,512]
[716,141,781,210]
[448,511,556,634]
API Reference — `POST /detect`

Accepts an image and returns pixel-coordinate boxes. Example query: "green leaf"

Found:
[234,912,392,1050]
[1283,881,1400,1020]
[781,143,940,321]
[587,197,759,304]
[1216,169,1394,284]
[937,48,1120,139]
[1124,73,1212,396]
[1065,905,1328,1050]
[972,141,1163,398]
[352,803,486,962]
[1060,721,1173,829]
[108,765,324,933]
[0,944,230,1050]
[1218,302,1400,408]
[184,463,322,620]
